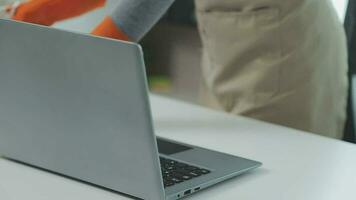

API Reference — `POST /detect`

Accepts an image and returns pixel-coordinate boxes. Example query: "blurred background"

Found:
[3,0,354,141]
[53,0,356,142]
[53,0,349,104]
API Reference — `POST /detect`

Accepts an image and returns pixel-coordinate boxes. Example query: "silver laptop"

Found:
[0,19,261,200]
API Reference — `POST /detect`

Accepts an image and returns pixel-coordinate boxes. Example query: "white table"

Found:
[1,95,356,200]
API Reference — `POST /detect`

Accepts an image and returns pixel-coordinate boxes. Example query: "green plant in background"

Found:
[148,75,172,93]
[142,44,172,93]
[142,0,196,94]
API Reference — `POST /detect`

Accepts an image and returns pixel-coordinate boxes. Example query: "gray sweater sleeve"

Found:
[110,0,175,41]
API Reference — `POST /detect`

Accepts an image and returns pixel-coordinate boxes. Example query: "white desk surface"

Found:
[1,94,356,200]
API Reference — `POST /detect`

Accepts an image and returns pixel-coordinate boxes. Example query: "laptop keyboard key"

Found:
[164,181,174,187]
[198,169,210,174]
[160,157,211,188]
[188,171,201,177]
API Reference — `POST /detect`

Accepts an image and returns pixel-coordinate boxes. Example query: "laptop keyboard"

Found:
[160,157,211,188]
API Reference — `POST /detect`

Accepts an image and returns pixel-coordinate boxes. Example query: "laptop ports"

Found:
[184,189,192,195]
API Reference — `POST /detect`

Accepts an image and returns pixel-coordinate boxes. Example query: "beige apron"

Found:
[195,0,348,139]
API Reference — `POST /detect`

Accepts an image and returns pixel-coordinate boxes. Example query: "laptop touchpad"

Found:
[157,139,192,155]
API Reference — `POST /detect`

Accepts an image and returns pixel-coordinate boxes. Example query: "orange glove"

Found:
[12,0,106,26]
[91,16,130,41]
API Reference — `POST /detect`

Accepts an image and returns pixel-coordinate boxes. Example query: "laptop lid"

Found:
[0,19,165,200]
